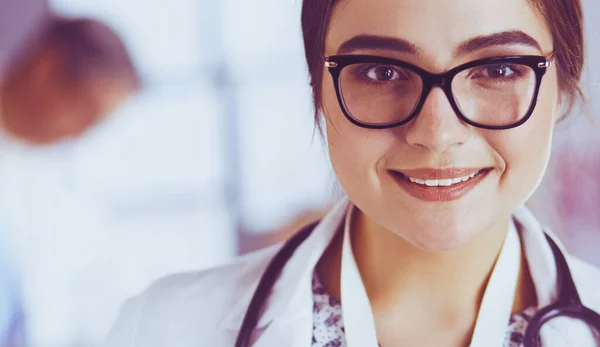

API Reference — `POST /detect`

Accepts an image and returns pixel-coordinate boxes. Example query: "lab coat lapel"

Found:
[222,201,591,346]
[251,309,314,347]
[469,221,521,347]
[219,198,350,346]
[340,206,378,347]
[513,205,561,346]
[513,206,598,346]
[513,206,559,308]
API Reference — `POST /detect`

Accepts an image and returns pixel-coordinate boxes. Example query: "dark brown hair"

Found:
[301,0,585,127]
[3,15,139,90]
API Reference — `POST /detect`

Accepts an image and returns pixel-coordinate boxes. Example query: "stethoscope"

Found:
[234,222,600,347]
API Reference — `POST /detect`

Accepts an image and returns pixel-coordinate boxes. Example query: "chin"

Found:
[391,216,484,252]
[404,230,475,252]
[385,196,498,251]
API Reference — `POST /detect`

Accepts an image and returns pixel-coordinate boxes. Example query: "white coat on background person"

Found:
[0,16,144,346]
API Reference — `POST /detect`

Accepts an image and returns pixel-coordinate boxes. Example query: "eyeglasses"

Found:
[324,54,554,130]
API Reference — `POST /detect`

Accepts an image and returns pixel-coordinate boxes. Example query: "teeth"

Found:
[407,171,481,187]
[426,179,439,187]
[437,179,453,187]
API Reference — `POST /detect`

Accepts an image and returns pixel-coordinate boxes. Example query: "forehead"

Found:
[326,0,553,60]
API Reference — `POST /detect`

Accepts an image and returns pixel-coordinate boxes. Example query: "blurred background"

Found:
[0,0,597,346]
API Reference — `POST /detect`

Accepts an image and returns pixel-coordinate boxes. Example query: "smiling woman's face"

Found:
[322,0,560,250]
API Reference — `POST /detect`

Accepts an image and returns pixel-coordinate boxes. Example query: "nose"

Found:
[403,88,472,153]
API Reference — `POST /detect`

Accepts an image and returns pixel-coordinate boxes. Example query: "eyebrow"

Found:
[455,30,542,56]
[337,34,420,55]
[335,30,542,56]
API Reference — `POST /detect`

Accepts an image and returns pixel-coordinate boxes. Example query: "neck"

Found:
[317,206,536,333]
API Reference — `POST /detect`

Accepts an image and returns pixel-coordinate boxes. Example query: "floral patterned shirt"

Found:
[311,272,536,347]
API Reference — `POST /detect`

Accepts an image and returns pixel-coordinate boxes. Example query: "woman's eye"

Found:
[366,66,403,81]
[480,64,516,78]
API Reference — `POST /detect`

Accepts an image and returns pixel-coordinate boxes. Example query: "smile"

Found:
[390,168,492,202]
[404,171,482,187]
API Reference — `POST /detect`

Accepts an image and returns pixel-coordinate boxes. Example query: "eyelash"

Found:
[353,64,409,84]
[468,64,527,82]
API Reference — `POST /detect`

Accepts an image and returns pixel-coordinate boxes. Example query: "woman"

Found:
[106,0,600,346]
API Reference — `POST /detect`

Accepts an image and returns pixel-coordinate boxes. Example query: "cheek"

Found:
[493,74,558,202]
[322,77,394,191]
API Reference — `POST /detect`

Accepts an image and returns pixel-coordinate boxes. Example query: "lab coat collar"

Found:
[218,197,350,331]
[219,199,569,345]
[513,205,560,308]
[513,206,598,346]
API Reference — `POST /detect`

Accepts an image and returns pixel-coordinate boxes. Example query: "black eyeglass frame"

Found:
[324,54,554,130]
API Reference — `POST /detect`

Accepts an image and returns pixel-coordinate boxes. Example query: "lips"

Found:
[389,168,493,202]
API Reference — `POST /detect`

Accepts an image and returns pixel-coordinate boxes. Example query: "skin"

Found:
[0,47,133,144]
[317,0,560,345]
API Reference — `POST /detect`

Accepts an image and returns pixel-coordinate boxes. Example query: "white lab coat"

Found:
[105,198,600,347]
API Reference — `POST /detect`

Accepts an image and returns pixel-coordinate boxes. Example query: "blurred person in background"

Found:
[0,15,139,145]
[107,0,600,346]
[0,14,139,347]
[0,226,27,347]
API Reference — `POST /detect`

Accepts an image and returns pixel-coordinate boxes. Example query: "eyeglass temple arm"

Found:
[539,51,555,68]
